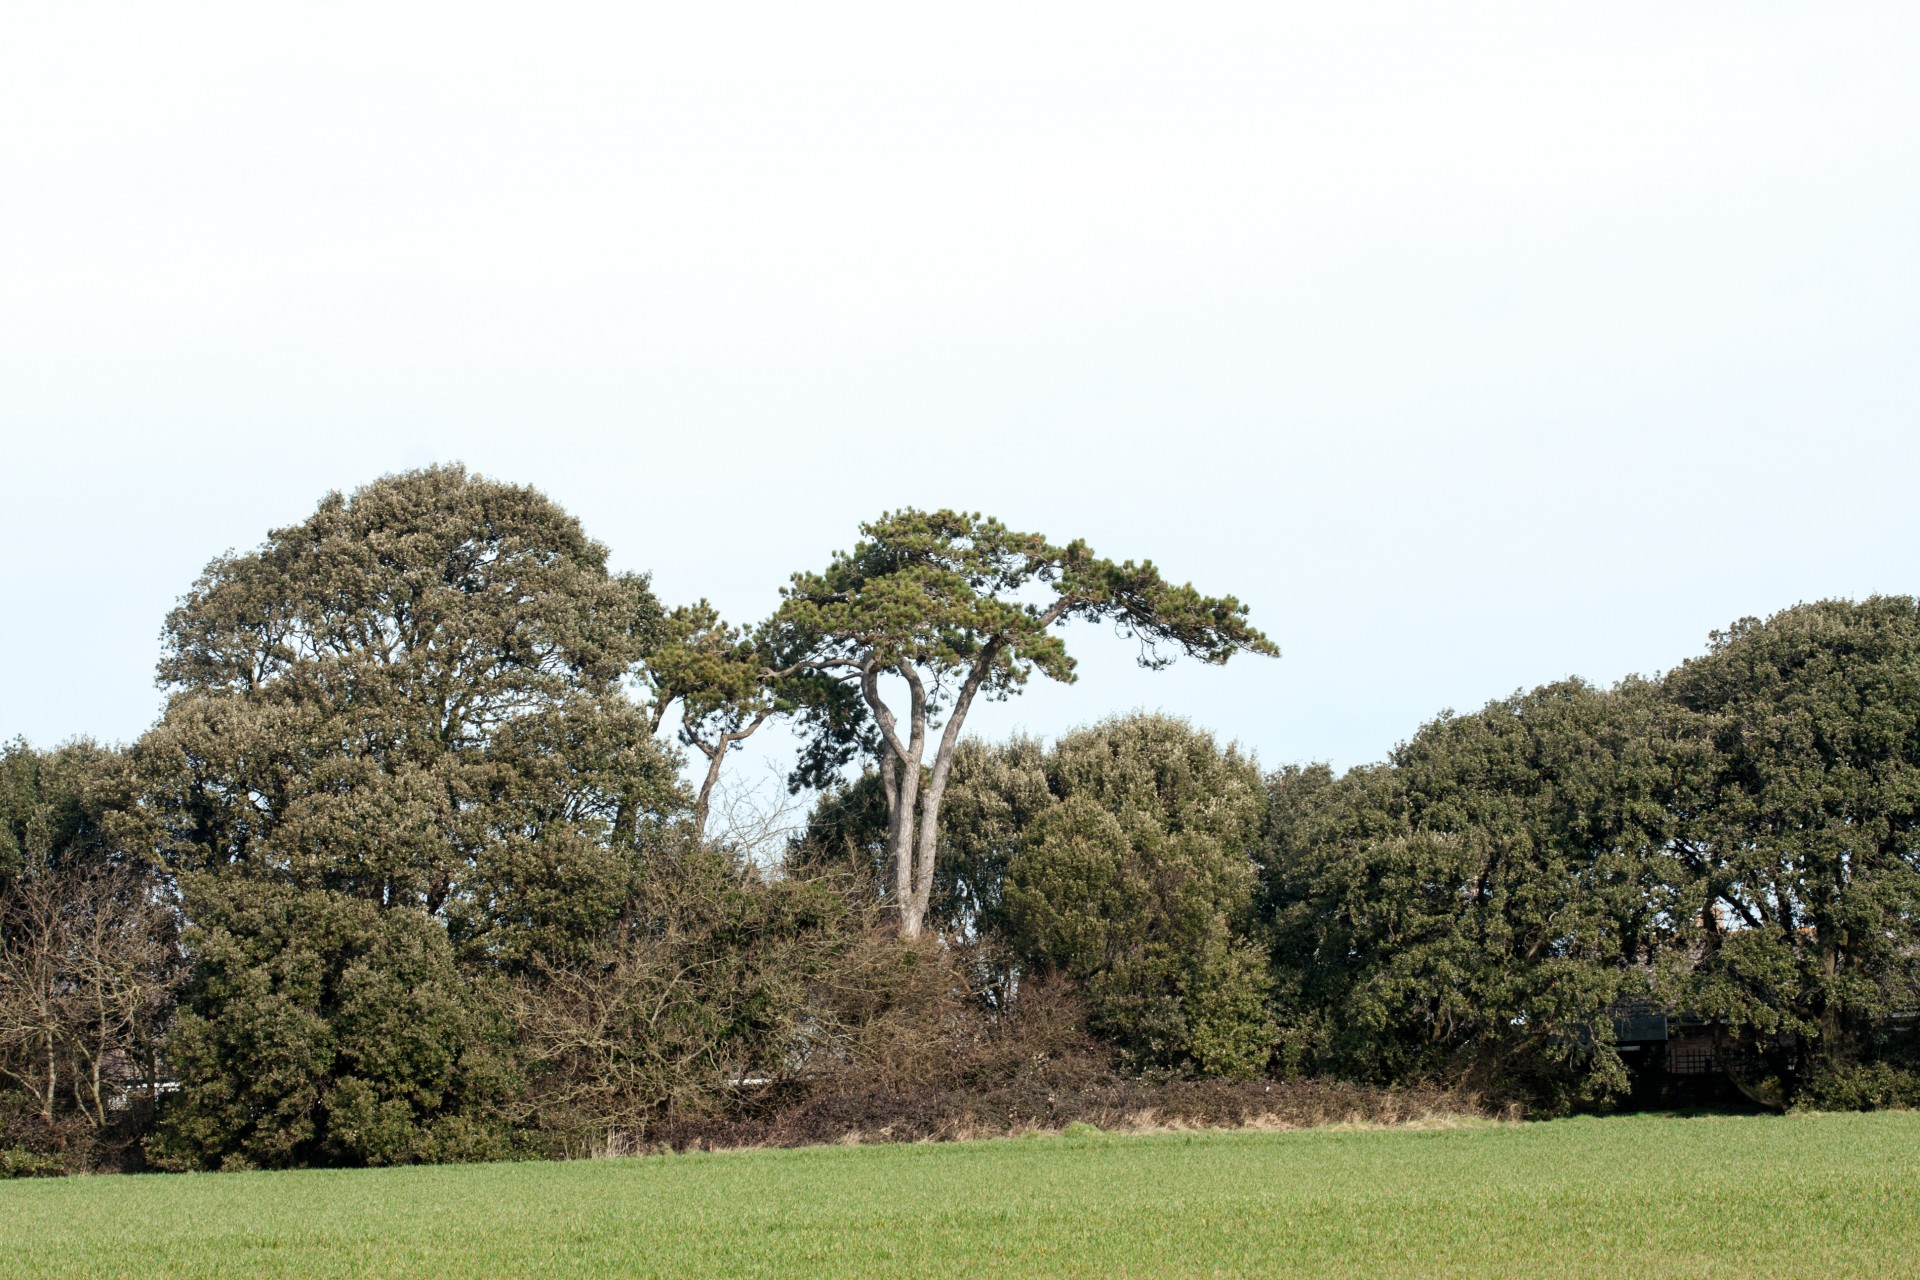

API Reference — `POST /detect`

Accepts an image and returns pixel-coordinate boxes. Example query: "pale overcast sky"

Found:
[3,3,1916,775]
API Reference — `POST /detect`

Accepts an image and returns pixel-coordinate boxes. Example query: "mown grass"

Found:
[4,1112,1917,1278]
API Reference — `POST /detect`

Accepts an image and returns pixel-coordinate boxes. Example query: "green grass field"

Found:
[5,1112,1918,1278]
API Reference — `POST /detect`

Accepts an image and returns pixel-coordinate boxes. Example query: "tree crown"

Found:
[769,508,1276,738]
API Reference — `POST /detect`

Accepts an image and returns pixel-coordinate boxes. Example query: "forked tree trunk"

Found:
[864,639,1004,939]
[687,709,773,838]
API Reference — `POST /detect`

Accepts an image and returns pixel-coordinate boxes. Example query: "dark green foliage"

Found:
[1261,680,1676,1108]
[771,511,1275,706]
[0,738,128,892]
[835,714,1273,1077]
[786,772,891,886]
[997,717,1273,1077]
[1261,605,1920,1111]
[930,736,1054,937]
[1662,597,1920,1106]
[152,876,516,1170]
[445,695,685,968]
[642,601,789,831]
[789,738,1052,940]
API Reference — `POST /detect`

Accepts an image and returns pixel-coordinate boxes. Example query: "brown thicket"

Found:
[569,932,1485,1155]
[0,866,183,1173]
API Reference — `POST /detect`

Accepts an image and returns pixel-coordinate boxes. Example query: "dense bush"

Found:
[509,847,870,1155]
[1260,680,1676,1109]
[151,877,516,1170]
[1,739,125,893]
[800,715,1276,1078]
[995,716,1274,1078]
[1259,599,1920,1110]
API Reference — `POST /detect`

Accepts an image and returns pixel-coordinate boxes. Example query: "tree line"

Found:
[4,465,1918,1174]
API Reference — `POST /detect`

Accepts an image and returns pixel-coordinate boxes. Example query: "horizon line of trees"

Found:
[5,465,1919,1175]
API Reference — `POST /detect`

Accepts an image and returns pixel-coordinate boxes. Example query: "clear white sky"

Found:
[3,2,1916,774]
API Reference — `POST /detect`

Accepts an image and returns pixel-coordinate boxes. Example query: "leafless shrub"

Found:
[641,936,1491,1151]
[509,864,1491,1160]
[509,942,758,1156]
[702,759,812,876]
[0,865,182,1172]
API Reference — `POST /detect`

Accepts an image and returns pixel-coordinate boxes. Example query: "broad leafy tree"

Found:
[1261,679,1677,1108]
[0,738,127,894]
[1663,597,1920,1107]
[767,510,1276,937]
[135,465,684,959]
[133,467,688,1168]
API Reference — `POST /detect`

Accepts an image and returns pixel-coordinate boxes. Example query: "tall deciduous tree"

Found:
[767,510,1276,938]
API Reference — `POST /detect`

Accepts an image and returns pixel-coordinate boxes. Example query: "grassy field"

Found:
[5,1112,1918,1278]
